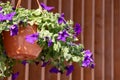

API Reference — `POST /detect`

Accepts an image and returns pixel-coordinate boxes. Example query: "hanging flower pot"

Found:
[2,24,42,60]
[0,0,95,78]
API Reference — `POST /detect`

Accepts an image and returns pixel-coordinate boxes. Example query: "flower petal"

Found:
[66,65,74,76]
[74,23,82,36]
[0,6,2,11]
[57,30,69,42]
[10,24,18,36]
[40,3,54,11]
[48,39,53,47]
[58,13,66,24]
[12,72,19,80]
[49,67,59,74]
[25,33,39,44]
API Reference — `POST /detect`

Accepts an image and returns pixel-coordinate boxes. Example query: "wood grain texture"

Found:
[45,65,58,80]
[94,0,104,80]
[104,0,112,80]
[84,0,93,80]
[114,0,120,80]
[13,63,25,80]
[47,0,58,13]
[1,0,120,80]
[29,63,42,80]
[72,0,82,80]
[31,0,43,9]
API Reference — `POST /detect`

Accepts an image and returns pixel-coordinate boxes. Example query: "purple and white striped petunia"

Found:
[57,30,69,42]
[82,50,95,68]
[58,13,66,24]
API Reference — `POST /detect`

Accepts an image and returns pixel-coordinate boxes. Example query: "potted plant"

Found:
[0,0,95,79]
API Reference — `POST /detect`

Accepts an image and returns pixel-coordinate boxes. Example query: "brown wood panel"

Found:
[13,63,25,80]
[114,0,120,80]
[62,0,71,20]
[45,65,58,80]
[29,63,42,80]
[104,0,112,80]
[94,0,104,80]
[73,0,82,78]
[31,0,43,9]
[84,0,93,80]
[47,0,58,13]
[15,0,28,8]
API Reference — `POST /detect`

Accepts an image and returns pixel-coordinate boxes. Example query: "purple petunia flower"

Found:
[22,60,27,66]
[40,3,54,11]
[49,67,60,74]
[10,24,18,36]
[48,39,53,47]
[5,12,16,20]
[25,33,39,44]
[82,57,91,67]
[0,13,6,21]
[66,65,74,76]
[12,72,19,80]
[58,13,66,24]
[84,50,92,57]
[41,61,49,67]
[82,50,95,68]
[57,30,69,42]
[74,23,82,36]
[0,6,2,11]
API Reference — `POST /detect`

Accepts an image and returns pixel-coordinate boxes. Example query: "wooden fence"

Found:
[1,0,120,80]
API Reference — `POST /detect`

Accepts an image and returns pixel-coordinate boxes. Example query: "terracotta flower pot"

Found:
[2,25,42,60]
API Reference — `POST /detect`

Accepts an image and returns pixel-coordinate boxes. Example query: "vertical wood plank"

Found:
[62,0,71,20]
[94,0,104,80]
[29,63,42,80]
[84,0,93,80]
[91,0,95,80]
[13,63,25,80]
[47,0,58,13]
[81,0,85,80]
[114,0,120,80]
[111,0,114,79]
[72,0,82,80]
[31,0,43,9]
[45,65,58,80]
[104,0,112,80]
